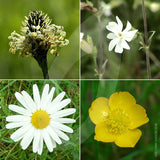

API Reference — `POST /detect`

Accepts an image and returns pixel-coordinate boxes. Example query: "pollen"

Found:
[105,109,130,135]
[31,110,50,129]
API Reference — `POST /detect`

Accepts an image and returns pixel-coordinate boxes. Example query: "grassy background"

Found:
[81,0,160,79]
[81,80,160,160]
[0,0,79,79]
[0,80,79,160]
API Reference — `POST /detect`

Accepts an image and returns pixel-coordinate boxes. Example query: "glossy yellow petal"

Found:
[126,104,149,129]
[94,122,116,142]
[109,92,136,111]
[89,97,109,125]
[115,129,142,147]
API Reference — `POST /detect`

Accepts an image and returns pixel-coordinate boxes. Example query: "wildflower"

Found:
[6,84,76,155]
[106,16,138,53]
[100,2,111,17]
[149,3,160,12]
[8,10,69,78]
[89,92,149,147]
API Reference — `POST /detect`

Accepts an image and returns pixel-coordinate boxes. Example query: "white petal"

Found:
[116,16,123,32]
[124,30,138,42]
[53,118,76,124]
[54,128,69,141]
[33,84,41,109]
[115,43,123,53]
[121,40,130,50]
[6,115,31,122]
[41,84,49,109]
[48,99,71,114]
[51,121,73,133]
[37,134,43,155]
[106,22,119,33]
[20,127,34,150]
[33,130,40,153]
[107,33,117,40]
[15,92,30,110]
[6,122,29,129]
[51,108,76,118]
[11,124,31,142]
[124,21,132,32]
[46,126,62,144]
[109,39,119,51]
[42,129,53,152]
[52,92,65,104]
[9,104,31,116]
[21,91,37,112]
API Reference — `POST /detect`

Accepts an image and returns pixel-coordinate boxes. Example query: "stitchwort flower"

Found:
[89,92,149,147]
[6,84,76,155]
[8,10,69,78]
[106,16,138,53]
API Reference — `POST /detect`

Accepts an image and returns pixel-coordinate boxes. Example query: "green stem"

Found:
[142,0,151,79]
[98,0,103,79]
[33,54,49,79]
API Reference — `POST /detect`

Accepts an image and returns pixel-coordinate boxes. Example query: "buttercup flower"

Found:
[106,16,138,53]
[6,84,76,155]
[89,92,149,147]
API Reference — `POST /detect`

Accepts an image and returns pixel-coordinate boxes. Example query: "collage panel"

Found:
[81,80,160,159]
[81,0,160,79]
[0,80,79,160]
[0,0,79,79]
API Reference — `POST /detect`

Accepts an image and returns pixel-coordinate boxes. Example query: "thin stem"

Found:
[142,0,151,79]
[98,0,103,78]
[34,54,49,79]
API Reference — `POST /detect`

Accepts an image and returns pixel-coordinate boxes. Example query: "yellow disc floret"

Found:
[31,110,50,129]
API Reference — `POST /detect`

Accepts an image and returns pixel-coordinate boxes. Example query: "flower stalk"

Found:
[142,0,151,79]
[98,0,103,79]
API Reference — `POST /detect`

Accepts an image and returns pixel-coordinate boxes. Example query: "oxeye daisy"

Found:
[6,84,76,155]
[89,92,149,147]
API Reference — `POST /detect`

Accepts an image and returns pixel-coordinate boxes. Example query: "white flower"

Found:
[106,16,138,53]
[100,2,111,17]
[80,32,84,42]
[6,84,76,155]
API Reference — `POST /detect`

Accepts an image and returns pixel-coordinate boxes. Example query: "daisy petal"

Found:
[6,122,29,129]
[20,127,34,150]
[51,108,76,118]
[33,84,41,109]
[42,129,53,152]
[51,91,65,104]
[21,91,37,112]
[33,130,40,153]
[6,115,31,122]
[53,118,76,124]
[37,135,43,155]
[51,121,73,133]
[9,104,31,116]
[47,125,62,144]
[41,84,49,109]
[54,128,69,141]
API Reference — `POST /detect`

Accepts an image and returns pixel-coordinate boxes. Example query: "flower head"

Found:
[106,16,138,53]
[89,92,149,147]
[80,32,84,43]
[8,10,69,57]
[6,84,76,155]
[100,2,111,17]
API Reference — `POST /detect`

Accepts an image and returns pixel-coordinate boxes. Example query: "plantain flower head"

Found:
[89,92,149,148]
[8,10,69,57]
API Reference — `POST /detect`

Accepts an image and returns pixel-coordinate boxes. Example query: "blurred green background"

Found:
[81,80,160,159]
[81,0,160,79]
[0,80,79,160]
[0,0,79,79]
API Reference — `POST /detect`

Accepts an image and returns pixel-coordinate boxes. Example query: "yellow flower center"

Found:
[118,32,122,37]
[31,110,50,129]
[105,109,130,135]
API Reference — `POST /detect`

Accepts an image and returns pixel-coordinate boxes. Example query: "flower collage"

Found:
[0,0,160,160]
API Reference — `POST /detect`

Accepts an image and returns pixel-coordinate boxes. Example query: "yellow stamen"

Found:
[31,110,50,129]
